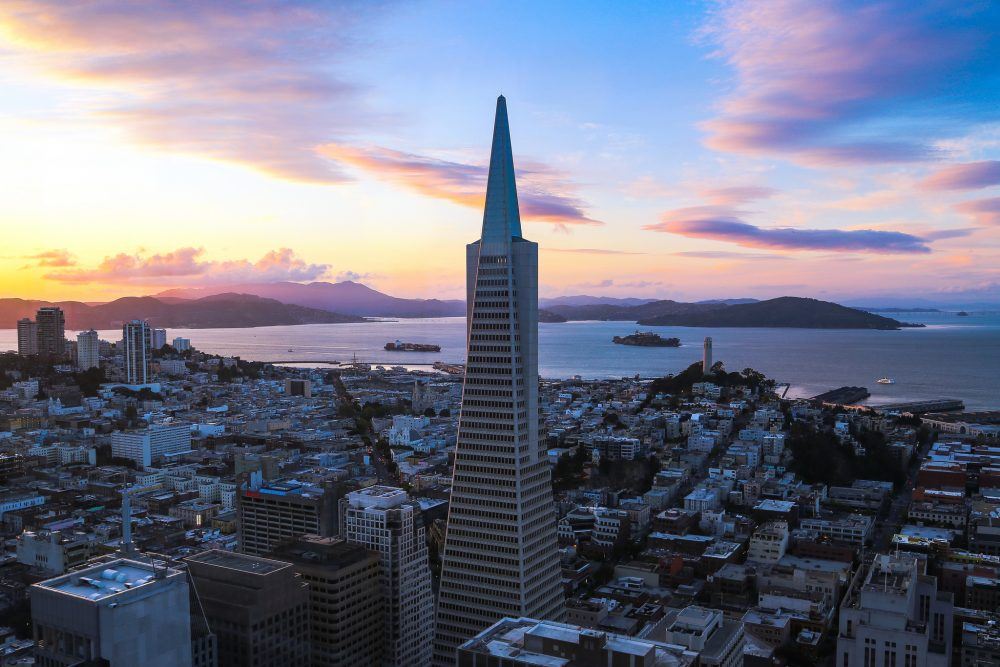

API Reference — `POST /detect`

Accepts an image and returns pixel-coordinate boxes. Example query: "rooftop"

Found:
[36,558,175,602]
[185,549,287,576]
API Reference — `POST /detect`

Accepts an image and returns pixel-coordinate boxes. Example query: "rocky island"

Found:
[612,331,681,347]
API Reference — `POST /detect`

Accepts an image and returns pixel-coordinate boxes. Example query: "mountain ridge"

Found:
[0,294,365,330]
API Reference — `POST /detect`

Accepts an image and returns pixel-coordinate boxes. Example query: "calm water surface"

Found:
[2,311,997,410]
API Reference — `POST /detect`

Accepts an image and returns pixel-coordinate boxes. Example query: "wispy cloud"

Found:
[954,197,1000,226]
[22,249,76,268]
[646,206,932,254]
[320,144,600,226]
[674,250,788,261]
[545,247,643,255]
[45,247,330,284]
[920,161,1000,191]
[700,0,1000,165]
[700,185,777,206]
[0,1,387,183]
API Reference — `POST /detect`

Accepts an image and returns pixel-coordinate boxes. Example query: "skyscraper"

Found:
[76,329,100,370]
[342,486,434,667]
[35,307,65,357]
[16,318,38,356]
[122,319,150,384]
[432,96,565,665]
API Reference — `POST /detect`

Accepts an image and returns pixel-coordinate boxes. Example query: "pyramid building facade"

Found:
[432,96,565,665]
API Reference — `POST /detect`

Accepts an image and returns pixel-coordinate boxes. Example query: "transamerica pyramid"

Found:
[432,96,565,665]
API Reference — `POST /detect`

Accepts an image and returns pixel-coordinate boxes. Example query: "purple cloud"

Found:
[646,207,931,254]
[700,0,1000,165]
[955,197,1000,226]
[321,144,600,226]
[920,161,1000,190]
[701,186,778,206]
[0,1,387,183]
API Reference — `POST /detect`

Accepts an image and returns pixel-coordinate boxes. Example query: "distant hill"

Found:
[156,281,465,318]
[539,295,659,308]
[637,296,910,329]
[0,294,365,330]
[695,298,759,305]
[546,300,725,322]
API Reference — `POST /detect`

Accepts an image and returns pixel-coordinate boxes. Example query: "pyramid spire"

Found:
[480,95,522,242]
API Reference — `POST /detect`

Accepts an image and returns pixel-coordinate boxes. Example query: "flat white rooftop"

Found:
[38,559,169,602]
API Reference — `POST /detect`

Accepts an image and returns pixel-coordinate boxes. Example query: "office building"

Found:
[31,557,193,666]
[342,486,434,667]
[122,319,151,384]
[76,329,100,370]
[16,318,38,356]
[111,422,193,467]
[284,378,312,397]
[237,475,339,556]
[271,535,384,667]
[35,307,65,357]
[186,550,310,667]
[434,96,564,664]
[660,606,745,667]
[703,336,713,374]
[457,617,698,667]
[837,553,954,667]
[173,336,192,352]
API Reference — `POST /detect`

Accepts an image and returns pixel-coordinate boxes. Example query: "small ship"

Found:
[612,331,681,347]
[385,340,441,352]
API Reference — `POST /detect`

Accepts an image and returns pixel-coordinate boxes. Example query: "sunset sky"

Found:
[2,1,999,304]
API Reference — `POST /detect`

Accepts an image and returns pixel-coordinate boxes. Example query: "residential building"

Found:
[800,514,873,547]
[16,318,38,356]
[35,306,66,357]
[31,558,192,667]
[434,96,564,664]
[173,336,191,352]
[746,521,789,564]
[122,319,151,384]
[16,530,100,575]
[284,378,312,397]
[271,535,384,667]
[237,475,339,556]
[149,327,167,350]
[342,486,433,666]
[186,550,310,667]
[76,329,100,370]
[837,553,954,667]
[111,422,193,467]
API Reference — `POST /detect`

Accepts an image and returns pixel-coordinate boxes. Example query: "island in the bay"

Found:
[612,331,681,347]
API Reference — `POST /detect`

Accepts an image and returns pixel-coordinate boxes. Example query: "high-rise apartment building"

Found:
[35,307,65,357]
[111,422,193,467]
[837,553,954,667]
[433,96,565,665]
[342,486,434,667]
[149,327,167,350]
[237,475,339,556]
[76,329,100,370]
[271,534,384,667]
[122,319,151,384]
[186,550,310,667]
[173,336,192,352]
[31,557,193,666]
[16,318,38,356]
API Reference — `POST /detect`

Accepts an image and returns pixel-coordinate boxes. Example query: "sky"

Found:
[1,0,999,304]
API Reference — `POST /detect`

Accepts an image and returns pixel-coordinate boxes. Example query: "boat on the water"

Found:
[385,340,441,352]
[876,377,895,384]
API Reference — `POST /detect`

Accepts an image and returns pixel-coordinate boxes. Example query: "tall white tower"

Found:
[76,329,100,370]
[703,336,713,374]
[432,96,565,665]
[342,486,434,667]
